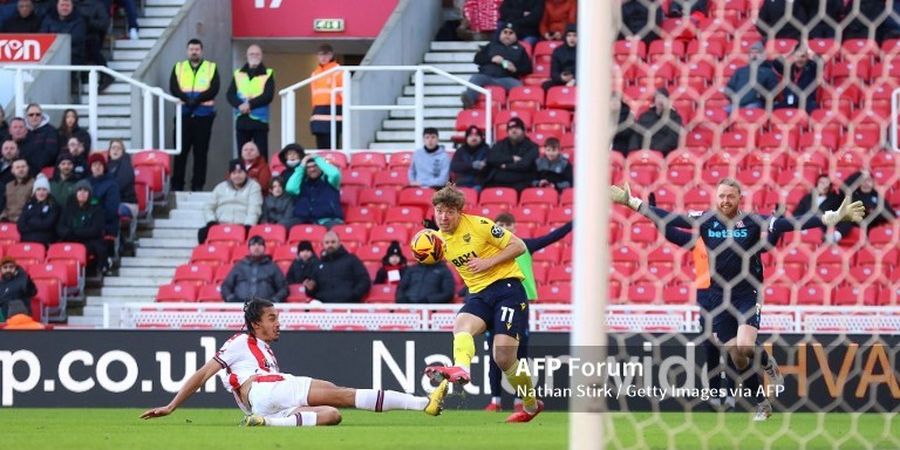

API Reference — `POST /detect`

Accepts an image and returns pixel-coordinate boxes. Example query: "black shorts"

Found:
[708,289,761,342]
[696,289,720,336]
[460,278,529,340]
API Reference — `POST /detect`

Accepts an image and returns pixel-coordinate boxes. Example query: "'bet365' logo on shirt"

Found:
[451,251,478,268]
[707,228,749,239]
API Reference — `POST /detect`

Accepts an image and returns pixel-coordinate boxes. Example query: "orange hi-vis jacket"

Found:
[310,61,343,112]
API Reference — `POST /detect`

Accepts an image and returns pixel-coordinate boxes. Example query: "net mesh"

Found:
[605,0,899,448]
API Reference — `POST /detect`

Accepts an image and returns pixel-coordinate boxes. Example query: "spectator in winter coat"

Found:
[1,0,42,33]
[21,104,58,175]
[198,159,263,243]
[374,241,407,285]
[667,0,708,17]
[275,143,305,180]
[791,174,843,239]
[285,154,343,227]
[40,0,87,65]
[260,177,294,226]
[450,125,489,188]
[612,96,638,155]
[17,175,59,247]
[240,140,271,195]
[56,180,108,275]
[106,139,137,219]
[543,23,577,91]
[57,109,92,154]
[50,153,79,205]
[756,0,809,40]
[86,152,120,236]
[725,42,779,112]
[532,137,572,190]
[304,231,370,303]
[841,0,890,42]
[0,139,19,188]
[286,240,319,284]
[0,158,33,222]
[462,22,532,109]
[539,0,575,41]
[484,117,539,191]
[628,88,683,156]
[499,0,544,45]
[835,170,897,242]
[408,127,451,189]
[0,257,37,320]
[221,236,288,303]
[396,261,454,304]
[62,136,89,181]
[772,45,820,113]
[619,0,663,43]
[75,0,110,74]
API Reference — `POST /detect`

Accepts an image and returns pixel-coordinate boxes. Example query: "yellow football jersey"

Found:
[439,214,524,294]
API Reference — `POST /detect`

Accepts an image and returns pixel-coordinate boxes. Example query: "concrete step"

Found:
[146,0,186,6]
[120,257,188,268]
[169,209,204,222]
[429,63,478,74]
[100,286,160,297]
[403,85,465,96]
[419,74,465,85]
[389,107,460,119]
[114,39,156,50]
[86,296,154,306]
[138,237,197,248]
[151,218,204,229]
[382,119,456,130]
[118,267,176,277]
[138,28,165,39]
[175,201,206,210]
[137,17,174,28]
[135,247,193,258]
[144,6,181,16]
[101,106,132,116]
[109,60,141,72]
[97,128,132,139]
[98,117,131,128]
[97,94,131,105]
[104,277,171,287]
[67,315,102,326]
[175,191,213,202]
[431,41,487,51]
[112,49,150,61]
[82,305,105,316]
[377,130,456,142]
[153,228,201,239]
[82,82,131,95]
[369,142,416,151]
[398,96,462,107]
[424,52,476,63]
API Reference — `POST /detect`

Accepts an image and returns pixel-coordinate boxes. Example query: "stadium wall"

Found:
[0,331,896,411]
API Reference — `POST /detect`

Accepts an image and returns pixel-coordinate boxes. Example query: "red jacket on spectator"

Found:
[539,0,576,39]
[463,0,503,33]
[243,156,271,195]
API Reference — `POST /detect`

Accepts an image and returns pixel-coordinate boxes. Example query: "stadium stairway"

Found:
[371,41,485,150]
[67,191,205,327]
[82,0,187,150]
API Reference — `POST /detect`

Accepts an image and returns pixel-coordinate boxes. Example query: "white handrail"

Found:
[279,65,493,151]
[892,88,900,152]
[3,64,182,154]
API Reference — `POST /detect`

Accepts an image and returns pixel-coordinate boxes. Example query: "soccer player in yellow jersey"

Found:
[424,185,544,423]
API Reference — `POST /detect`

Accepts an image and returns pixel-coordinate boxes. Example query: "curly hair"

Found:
[431,183,466,211]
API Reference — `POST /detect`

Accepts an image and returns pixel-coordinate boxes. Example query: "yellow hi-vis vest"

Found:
[175,60,216,115]
[234,68,274,123]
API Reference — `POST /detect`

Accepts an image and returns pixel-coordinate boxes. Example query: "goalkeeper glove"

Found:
[610,182,643,211]
[822,197,866,226]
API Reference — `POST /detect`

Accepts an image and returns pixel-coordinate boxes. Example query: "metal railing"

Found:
[892,88,900,152]
[5,64,181,154]
[279,65,492,151]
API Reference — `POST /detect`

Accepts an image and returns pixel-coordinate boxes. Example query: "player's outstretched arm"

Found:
[769,197,866,234]
[610,182,695,228]
[139,359,222,420]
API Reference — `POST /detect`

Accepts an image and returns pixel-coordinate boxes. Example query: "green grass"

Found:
[1,409,896,450]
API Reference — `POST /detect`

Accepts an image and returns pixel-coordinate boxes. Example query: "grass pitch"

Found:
[1,409,896,450]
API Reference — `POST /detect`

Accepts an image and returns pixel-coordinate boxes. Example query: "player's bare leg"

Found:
[425,312,487,384]
[304,379,440,416]
[726,324,782,421]
[493,333,543,423]
[242,406,341,427]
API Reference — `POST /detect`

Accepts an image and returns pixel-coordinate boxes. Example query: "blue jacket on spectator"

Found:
[285,156,343,225]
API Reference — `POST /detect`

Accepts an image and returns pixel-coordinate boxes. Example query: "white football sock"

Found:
[355,389,429,412]
[264,412,317,427]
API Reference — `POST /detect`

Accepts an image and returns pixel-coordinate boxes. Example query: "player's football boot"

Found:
[753,400,773,422]
[424,379,449,416]
[240,414,266,427]
[505,400,544,423]
[424,365,471,384]
[764,358,785,390]
[513,402,524,413]
[483,402,502,412]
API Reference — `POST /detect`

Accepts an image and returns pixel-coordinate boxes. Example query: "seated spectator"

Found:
[0,257,37,321]
[284,154,343,228]
[50,153,79,204]
[460,0,502,41]
[668,0,708,17]
[396,260,454,304]
[40,0,87,66]
[260,177,294,226]
[841,0,889,42]
[539,0,575,41]
[106,139,137,219]
[276,143,305,180]
[0,158,33,222]
[724,42,778,112]
[619,0,663,43]
[7,118,28,164]
[543,23,576,91]
[57,108,92,153]
[240,141,271,195]
[22,104,58,176]
[756,0,809,40]
[793,174,842,222]
[612,96,637,155]
[409,127,451,189]
[1,0,42,33]
[221,236,288,303]
[450,125,489,189]
[499,0,543,46]
[17,175,59,247]
[484,117,539,191]
[2,300,44,329]
[198,159,262,243]
[532,137,572,190]
[461,22,532,109]
[63,136,89,180]
[374,241,407,285]
[0,106,8,142]
[629,88,683,156]
[303,231,370,303]
[286,240,319,285]
[57,180,108,275]
[0,139,19,187]
[835,170,897,242]
[772,45,820,112]
[86,153,120,237]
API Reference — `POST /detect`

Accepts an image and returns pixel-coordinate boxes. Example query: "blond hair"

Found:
[431,183,466,211]
[717,178,742,196]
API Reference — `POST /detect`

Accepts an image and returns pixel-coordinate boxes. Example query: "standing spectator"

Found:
[1,0,42,33]
[0,257,36,321]
[86,153,120,237]
[227,44,275,159]
[612,96,638,155]
[106,139,137,219]
[724,42,779,112]
[629,88,684,156]
[668,0,708,17]
[57,180,108,275]
[285,154,343,227]
[275,143,305,181]
[835,170,897,241]
[374,241,407,285]
[409,127,451,189]
[543,23,576,91]
[0,140,19,187]
[0,158,33,222]
[620,0,663,44]
[57,109,91,154]
[104,0,139,40]
[62,136,89,180]
[18,175,59,247]
[450,125,490,188]
[260,177,294,226]
[286,240,319,285]
[309,44,343,150]
[197,159,262,243]
[22,104,58,176]
[303,231,370,303]
[539,0,575,41]
[240,141,271,195]
[806,0,844,39]
[532,137,572,190]
[499,0,544,46]
[756,0,809,40]
[76,0,113,89]
[221,236,288,303]
[773,45,820,112]
[170,39,220,192]
[461,22,532,109]
[0,106,8,142]
[460,0,502,40]
[40,0,87,66]
[484,117,539,191]
[50,153,78,204]
[396,260,455,304]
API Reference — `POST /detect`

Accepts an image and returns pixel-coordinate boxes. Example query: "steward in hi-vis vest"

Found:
[310,44,343,150]
[227,44,275,159]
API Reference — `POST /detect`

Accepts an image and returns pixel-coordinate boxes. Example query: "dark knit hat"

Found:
[74,179,92,194]
[465,125,484,138]
[501,22,516,32]
[88,152,106,170]
[56,152,75,165]
[386,240,402,257]
[297,240,314,252]
[228,158,246,173]
[565,23,576,34]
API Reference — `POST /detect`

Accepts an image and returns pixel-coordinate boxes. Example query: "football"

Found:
[410,229,445,265]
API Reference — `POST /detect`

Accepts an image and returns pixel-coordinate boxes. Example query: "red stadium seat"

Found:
[546,264,573,284]
[288,224,328,245]
[341,167,376,187]
[614,39,647,63]
[797,284,828,305]
[384,206,425,228]
[369,225,409,245]
[509,206,546,225]
[373,169,409,187]
[545,86,576,110]
[350,151,387,169]
[470,204,507,220]
[333,224,368,245]
[455,109,489,132]
[397,187,435,209]
[763,284,792,306]
[365,284,397,303]
[286,284,309,303]
[356,242,389,263]
[533,40,562,64]
[32,278,61,316]
[560,188,573,206]
[531,245,561,265]
[206,224,246,246]
[190,244,232,266]
[519,187,558,208]
[662,284,691,305]
[340,186,360,208]
[533,109,572,133]
[628,280,658,304]
[173,264,214,286]
[536,283,570,303]
[314,151,349,169]
[480,187,518,209]
[132,149,171,174]
[248,224,286,246]
[507,86,545,110]
[0,223,19,245]
[358,187,400,209]
[475,85,507,110]
[213,264,234,284]
[869,225,897,248]
[197,285,223,302]
[344,206,384,227]
[273,244,297,272]
[156,283,197,302]
[389,151,414,169]
[7,242,45,266]
[546,205,574,225]
[134,165,166,198]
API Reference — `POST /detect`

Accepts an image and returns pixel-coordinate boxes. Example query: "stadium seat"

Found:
[341,167,376,187]
[133,165,167,200]
[868,225,897,248]
[614,39,646,63]
[273,244,297,273]
[532,245,561,266]
[206,224,246,246]
[763,284,792,306]
[344,206,385,227]
[369,225,408,245]
[248,224,286,247]
[629,222,660,245]
[545,86,576,110]
[197,285,223,302]
[533,40,562,65]
[479,187,518,209]
[797,284,828,305]
[286,284,309,303]
[475,85,507,110]
[533,109,572,133]
[288,224,328,245]
[536,284,570,303]
[173,264,214,287]
[662,284,691,305]
[7,243,45,266]
[357,242,389,263]
[546,205,574,225]
[213,264,234,284]
[358,187,399,210]
[518,187,559,209]
[365,284,397,303]
[397,187,435,209]
[546,264,573,285]
[190,244,232,267]
[315,151,349,169]
[507,86,544,110]
[373,169,409,187]
[471,204,507,220]
[332,224,368,246]
[384,206,425,228]
[132,150,171,174]
[455,109,488,133]
[156,283,197,302]
[832,285,877,306]
[32,278,61,320]
[0,223,19,246]
[628,280,658,304]
[509,206,546,226]
[350,151,387,169]
[27,263,69,292]
[340,186,360,208]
